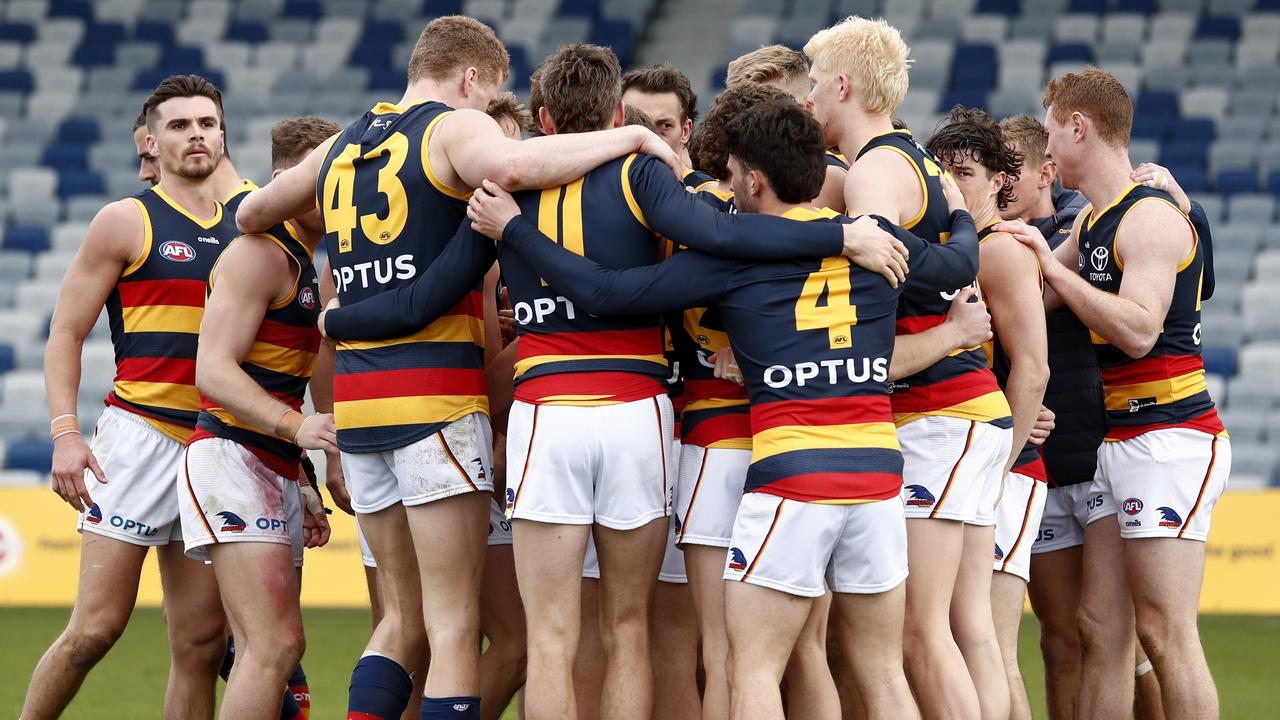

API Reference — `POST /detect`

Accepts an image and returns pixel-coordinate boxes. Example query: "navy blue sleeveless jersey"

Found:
[104,186,240,442]
[316,100,487,453]
[1076,183,1223,441]
[857,130,1010,427]
[500,206,980,502]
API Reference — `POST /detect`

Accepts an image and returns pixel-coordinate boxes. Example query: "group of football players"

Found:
[22,12,1228,720]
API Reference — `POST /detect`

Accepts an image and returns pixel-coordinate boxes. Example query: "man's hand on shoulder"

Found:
[842,215,909,288]
[469,179,523,240]
[634,127,681,175]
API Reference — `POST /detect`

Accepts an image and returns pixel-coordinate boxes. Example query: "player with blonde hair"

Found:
[807,17,1013,720]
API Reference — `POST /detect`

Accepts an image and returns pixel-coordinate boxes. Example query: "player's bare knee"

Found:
[62,625,123,668]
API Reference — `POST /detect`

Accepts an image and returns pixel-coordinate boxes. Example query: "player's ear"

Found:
[1071,111,1087,142]
[837,74,851,102]
[537,106,557,136]
[612,101,625,129]
[146,132,158,156]
[1041,160,1057,189]
[271,167,283,181]
[681,118,693,145]
[461,66,479,96]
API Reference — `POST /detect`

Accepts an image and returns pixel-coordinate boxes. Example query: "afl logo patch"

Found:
[298,286,316,309]
[1090,246,1109,272]
[160,241,196,262]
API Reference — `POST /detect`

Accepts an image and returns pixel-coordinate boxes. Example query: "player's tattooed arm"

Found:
[321,222,495,342]
[45,200,144,510]
[236,135,337,234]
[197,235,336,451]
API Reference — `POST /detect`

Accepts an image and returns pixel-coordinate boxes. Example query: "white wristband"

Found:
[1135,659,1154,677]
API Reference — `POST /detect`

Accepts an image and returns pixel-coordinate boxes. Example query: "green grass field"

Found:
[1,608,1275,719]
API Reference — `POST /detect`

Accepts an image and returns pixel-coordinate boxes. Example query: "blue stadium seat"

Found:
[0,23,37,44]
[950,43,997,95]
[1266,170,1280,196]
[1203,345,1238,378]
[591,20,636,64]
[58,119,100,145]
[368,68,404,91]
[940,90,990,113]
[559,0,602,19]
[508,46,531,89]
[1160,142,1207,169]
[42,144,89,172]
[0,344,14,375]
[4,227,51,254]
[87,22,128,45]
[425,0,464,16]
[1197,16,1241,41]
[48,0,94,22]
[1115,0,1155,12]
[1132,90,1177,140]
[225,21,270,44]
[1166,165,1207,194]
[349,44,391,71]
[4,439,53,474]
[1066,0,1108,14]
[133,21,176,47]
[976,0,1021,15]
[282,0,324,21]
[0,69,35,94]
[362,21,406,46]
[1217,170,1258,196]
[58,171,105,198]
[73,40,118,67]
[1258,0,1280,11]
[1047,42,1093,65]
[161,45,206,71]
[1166,118,1215,145]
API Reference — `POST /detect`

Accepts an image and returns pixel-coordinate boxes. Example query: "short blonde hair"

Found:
[803,16,911,116]
[1000,115,1049,168]
[726,45,808,88]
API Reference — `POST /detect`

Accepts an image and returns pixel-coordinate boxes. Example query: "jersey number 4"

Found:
[795,258,858,349]
[322,132,410,253]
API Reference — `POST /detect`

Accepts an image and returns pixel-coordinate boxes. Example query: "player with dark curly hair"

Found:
[928,105,1050,720]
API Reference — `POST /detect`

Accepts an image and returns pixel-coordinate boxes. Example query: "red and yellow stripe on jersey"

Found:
[332,290,488,446]
[747,394,903,503]
[669,185,750,448]
[190,221,321,477]
[318,100,488,452]
[104,186,240,442]
[1075,184,1225,441]
[502,154,672,406]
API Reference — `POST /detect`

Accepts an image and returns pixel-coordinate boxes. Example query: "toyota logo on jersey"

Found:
[159,240,196,262]
[1090,246,1109,272]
